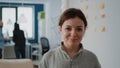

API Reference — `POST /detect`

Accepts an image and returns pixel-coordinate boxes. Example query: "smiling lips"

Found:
[70,38,78,42]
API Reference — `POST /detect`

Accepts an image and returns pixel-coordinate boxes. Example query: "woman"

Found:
[40,8,101,68]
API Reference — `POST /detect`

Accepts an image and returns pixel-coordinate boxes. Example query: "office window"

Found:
[2,6,34,39]
[18,7,34,39]
[2,7,16,39]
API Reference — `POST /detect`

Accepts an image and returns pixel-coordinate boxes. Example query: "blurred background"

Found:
[0,0,120,68]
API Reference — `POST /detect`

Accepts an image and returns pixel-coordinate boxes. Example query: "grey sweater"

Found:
[40,45,101,68]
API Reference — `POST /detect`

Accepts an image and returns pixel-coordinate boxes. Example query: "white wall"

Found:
[45,0,62,49]
[67,0,120,68]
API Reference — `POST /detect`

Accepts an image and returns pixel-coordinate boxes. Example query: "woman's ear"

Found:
[58,26,62,33]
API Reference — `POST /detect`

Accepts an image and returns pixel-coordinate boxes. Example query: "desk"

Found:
[3,43,31,59]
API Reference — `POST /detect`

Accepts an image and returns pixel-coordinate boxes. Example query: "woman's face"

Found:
[59,17,86,47]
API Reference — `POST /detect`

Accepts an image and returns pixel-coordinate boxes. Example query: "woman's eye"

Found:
[65,28,71,31]
[77,28,83,31]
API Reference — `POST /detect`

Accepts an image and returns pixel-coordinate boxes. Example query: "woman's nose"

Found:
[70,30,77,37]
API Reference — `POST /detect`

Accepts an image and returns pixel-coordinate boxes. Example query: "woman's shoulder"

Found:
[42,47,59,58]
[82,49,101,67]
[82,49,98,59]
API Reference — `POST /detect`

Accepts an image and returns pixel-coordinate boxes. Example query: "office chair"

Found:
[40,37,50,55]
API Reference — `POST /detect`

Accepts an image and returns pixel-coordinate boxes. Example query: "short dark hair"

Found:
[59,8,87,27]
[14,22,20,30]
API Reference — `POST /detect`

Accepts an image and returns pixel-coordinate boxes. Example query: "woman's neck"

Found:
[62,43,81,59]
